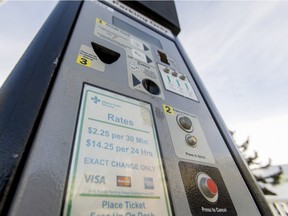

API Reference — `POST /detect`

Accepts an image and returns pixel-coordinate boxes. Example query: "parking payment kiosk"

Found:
[0,1,272,215]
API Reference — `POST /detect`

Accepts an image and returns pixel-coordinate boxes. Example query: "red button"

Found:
[197,172,219,202]
[206,178,218,195]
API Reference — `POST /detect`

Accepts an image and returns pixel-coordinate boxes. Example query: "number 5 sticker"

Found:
[163,104,174,115]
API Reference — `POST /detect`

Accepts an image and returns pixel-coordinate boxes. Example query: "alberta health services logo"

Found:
[90,93,122,109]
[91,96,101,104]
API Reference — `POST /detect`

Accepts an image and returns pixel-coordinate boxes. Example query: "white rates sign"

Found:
[63,84,172,216]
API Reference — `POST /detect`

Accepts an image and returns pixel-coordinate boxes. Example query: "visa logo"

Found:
[84,174,106,184]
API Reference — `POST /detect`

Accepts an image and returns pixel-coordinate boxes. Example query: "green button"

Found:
[179,116,192,130]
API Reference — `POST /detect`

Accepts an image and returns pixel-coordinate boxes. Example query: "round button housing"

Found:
[172,71,178,77]
[180,74,186,80]
[196,172,219,203]
[176,115,193,132]
[163,67,170,73]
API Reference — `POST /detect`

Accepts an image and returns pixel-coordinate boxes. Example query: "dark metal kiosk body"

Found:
[0,1,272,215]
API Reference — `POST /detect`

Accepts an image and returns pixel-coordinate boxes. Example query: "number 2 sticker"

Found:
[163,104,174,115]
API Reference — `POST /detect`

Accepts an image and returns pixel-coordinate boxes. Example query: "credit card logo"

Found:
[144,177,154,189]
[117,176,131,187]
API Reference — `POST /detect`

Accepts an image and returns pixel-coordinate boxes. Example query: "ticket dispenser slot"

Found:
[91,42,120,64]
[3,1,271,216]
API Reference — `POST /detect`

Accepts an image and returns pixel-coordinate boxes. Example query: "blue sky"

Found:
[176,1,288,165]
[177,1,288,122]
[1,1,288,165]
[0,1,57,83]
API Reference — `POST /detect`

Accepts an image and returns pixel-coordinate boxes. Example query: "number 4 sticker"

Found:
[163,104,174,115]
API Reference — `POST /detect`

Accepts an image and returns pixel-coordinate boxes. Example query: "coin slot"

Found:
[142,79,160,95]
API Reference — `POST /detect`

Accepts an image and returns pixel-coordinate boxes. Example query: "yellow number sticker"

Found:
[163,104,174,115]
[96,18,106,26]
[76,55,91,68]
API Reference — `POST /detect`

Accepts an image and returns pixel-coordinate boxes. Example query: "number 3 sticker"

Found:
[163,104,174,115]
[76,55,91,67]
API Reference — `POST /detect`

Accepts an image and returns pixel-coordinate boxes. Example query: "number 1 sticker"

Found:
[163,104,174,115]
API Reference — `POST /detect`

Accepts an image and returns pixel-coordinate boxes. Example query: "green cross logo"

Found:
[91,96,101,104]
